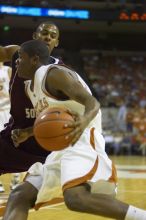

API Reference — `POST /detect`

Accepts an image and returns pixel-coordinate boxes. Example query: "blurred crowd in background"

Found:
[82,53,146,156]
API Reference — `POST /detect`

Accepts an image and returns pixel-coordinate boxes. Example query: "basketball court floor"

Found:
[0,156,146,220]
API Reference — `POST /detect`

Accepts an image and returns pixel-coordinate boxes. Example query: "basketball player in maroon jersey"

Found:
[0,22,61,176]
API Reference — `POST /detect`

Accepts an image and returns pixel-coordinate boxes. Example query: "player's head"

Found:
[17,40,50,79]
[33,21,59,54]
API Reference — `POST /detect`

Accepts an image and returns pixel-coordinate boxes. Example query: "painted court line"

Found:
[116,165,146,179]
[0,202,64,219]
[118,190,146,193]
[30,202,64,212]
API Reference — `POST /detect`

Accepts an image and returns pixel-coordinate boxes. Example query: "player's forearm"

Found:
[23,126,34,138]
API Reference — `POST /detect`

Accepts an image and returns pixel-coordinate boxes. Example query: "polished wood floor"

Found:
[0,156,146,220]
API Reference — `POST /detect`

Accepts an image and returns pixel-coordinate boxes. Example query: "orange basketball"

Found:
[33,107,74,151]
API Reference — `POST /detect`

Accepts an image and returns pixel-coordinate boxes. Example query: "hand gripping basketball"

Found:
[33,107,74,151]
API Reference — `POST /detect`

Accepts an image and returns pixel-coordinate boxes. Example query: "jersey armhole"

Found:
[24,81,30,99]
[41,65,59,98]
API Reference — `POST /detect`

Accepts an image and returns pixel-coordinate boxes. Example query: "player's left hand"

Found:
[11,128,30,147]
[64,110,90,146]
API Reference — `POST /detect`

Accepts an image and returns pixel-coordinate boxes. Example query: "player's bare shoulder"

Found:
[48,64,77,81]
[46,64,78,94]
[46,65,64,83]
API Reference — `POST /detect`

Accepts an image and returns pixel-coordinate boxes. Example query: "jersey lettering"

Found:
[25,108,36,118]
[34,97,49,116]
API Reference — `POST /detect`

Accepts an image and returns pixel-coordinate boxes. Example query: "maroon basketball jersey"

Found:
[1,51,61,156]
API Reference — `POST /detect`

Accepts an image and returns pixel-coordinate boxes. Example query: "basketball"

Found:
[33,107,74,151]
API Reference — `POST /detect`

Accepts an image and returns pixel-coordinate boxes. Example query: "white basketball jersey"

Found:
[0,65,10,110]
[25,64,102,133]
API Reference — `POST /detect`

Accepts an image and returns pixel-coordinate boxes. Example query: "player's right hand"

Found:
[64,109,90,146]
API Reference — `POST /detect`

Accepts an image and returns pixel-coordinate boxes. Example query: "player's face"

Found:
[17,49,35,79]
[34,24,59,54]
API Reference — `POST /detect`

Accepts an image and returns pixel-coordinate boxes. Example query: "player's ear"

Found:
[55,39,59,47]
[32,55,40,64]
[32,32,37,40]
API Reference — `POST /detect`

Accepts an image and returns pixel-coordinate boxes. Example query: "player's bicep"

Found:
[63,79,92,104]
[48,68,92,104]
[0,45,19,62]
[0,47,7,62]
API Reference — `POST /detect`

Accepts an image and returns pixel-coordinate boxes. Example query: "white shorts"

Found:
[0,108,10,131]
[25,127,117,210]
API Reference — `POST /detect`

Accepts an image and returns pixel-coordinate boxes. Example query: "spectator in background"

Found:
[139,96,146,108]
[138,136,146,156]
[116,99,128,132]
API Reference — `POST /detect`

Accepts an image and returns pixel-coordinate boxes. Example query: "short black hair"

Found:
[21,40,50,65]
[36,21,59,33]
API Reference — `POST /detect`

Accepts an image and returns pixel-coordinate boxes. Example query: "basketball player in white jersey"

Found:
[0,63,20,193]
[3,40,146,220]
[0,62,11,131]
[0,62,11,192]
